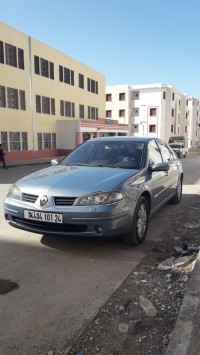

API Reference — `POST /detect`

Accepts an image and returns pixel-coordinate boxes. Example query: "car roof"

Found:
[88,137,158,143]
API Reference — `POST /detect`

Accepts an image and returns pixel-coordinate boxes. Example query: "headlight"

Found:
[7,184,22,201]
[75,191,127,206]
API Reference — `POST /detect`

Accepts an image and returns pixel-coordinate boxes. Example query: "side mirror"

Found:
[51,158,60,166]
[150,162,170,172]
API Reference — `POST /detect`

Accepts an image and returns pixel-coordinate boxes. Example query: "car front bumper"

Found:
[4,198,132,238]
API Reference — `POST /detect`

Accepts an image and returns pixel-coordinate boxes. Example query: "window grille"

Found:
[22,132,28,150]
[79,104,84,118]
[9,132,20,151]
[5,43,17,67]
[42,96,50,114]
[37,133,42,150]
[19,90,26,110]
[43,133,51,149]
[0,86,6,107]
[7,87,18,109]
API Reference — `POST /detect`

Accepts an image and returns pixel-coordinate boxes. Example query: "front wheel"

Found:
[122,196,149,245]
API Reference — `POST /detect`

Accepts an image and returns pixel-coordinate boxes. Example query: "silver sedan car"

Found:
[4,137,183,244]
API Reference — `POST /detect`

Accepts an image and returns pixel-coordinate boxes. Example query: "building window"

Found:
[0,86,6,107]
[43,133,51,149]
[7,87,18,109]
[186,112,188,119]
[22,132,28,150]
[72,102,75,117]
[185,126,187,133]
[9,132,20,151]
[36,95,41,113]
[37,133,42,150]
[106,94,112,101]
[149,125,156,133]
[51,98,55,115]
[186,99,188,106]
[64,67,71,84]
[60,100,75,117]
[171,125,174,133]
[60,100,64,116]
[171,108,174,117]
[18,48,24,70]
[19,90,26,110]
[119,109,125,117]
[88,106,98,120]
[91,107,95,119]
[87,78,98,94]
[106,110,112,118]
[40,58,49,78]
[34,56,40,75]
[79,73,84,89]
[163,91,166,99]
[42,96,50,114]
[65,101,71,117]
[0,41,4,64]
[59,65,74,85]
[50,62,54,80]
[5,43,17,67]
[1,131,8,151]
[52,133,56,149]
[59,65,63,82]
[150,108,157,116]
[34,56,54,79]
[119,93,125,101]
[79,104,84,118]
[179,100,181,106]
[172,93,175,101]
[91,79,95,93]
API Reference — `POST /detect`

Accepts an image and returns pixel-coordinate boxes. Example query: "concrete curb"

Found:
[166,251,200,355]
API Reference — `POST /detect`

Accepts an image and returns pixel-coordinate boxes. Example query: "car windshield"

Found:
[61,140,145,169]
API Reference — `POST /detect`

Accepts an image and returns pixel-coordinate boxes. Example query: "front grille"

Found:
[54,197,77,206]
[13,217,87,233]
[22,193,38,203]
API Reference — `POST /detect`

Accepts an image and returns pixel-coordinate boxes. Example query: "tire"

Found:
[122,196,149,245]
[170,177,182,204]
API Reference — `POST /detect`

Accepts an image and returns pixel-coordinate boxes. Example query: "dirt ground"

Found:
[68,195,200,355]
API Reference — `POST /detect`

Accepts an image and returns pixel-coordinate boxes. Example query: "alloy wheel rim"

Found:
[137,203,147,239]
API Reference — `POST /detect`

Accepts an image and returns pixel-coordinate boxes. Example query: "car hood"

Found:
[16,165,139,197]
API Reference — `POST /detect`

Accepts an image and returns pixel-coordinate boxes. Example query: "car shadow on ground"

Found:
[40,233,149,263]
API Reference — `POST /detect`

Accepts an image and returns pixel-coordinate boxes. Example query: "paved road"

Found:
[0,155,199,354]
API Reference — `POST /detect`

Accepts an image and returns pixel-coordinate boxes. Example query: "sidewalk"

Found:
[5,156,65,168]
[166,251,200,355]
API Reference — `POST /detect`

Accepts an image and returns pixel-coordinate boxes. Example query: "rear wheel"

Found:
[170,177,182,204]
[122,196,149,245]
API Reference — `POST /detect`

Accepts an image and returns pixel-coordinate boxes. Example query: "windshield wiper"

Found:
[64,163,89,166]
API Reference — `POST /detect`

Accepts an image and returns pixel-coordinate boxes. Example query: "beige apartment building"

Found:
[0,22,128,162]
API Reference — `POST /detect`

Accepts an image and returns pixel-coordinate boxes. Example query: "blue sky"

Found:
[1,0,200,98]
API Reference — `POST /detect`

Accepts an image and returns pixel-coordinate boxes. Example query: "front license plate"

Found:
[24,210,63,223]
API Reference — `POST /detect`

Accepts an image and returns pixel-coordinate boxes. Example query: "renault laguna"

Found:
[4,137,183,244]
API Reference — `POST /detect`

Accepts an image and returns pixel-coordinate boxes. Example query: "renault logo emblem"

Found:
[40,195,48,206]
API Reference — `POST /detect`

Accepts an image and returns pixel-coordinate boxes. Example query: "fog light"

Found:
[95,226,103,234]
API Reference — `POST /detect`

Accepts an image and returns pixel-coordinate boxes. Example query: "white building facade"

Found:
[106,83,200,149]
